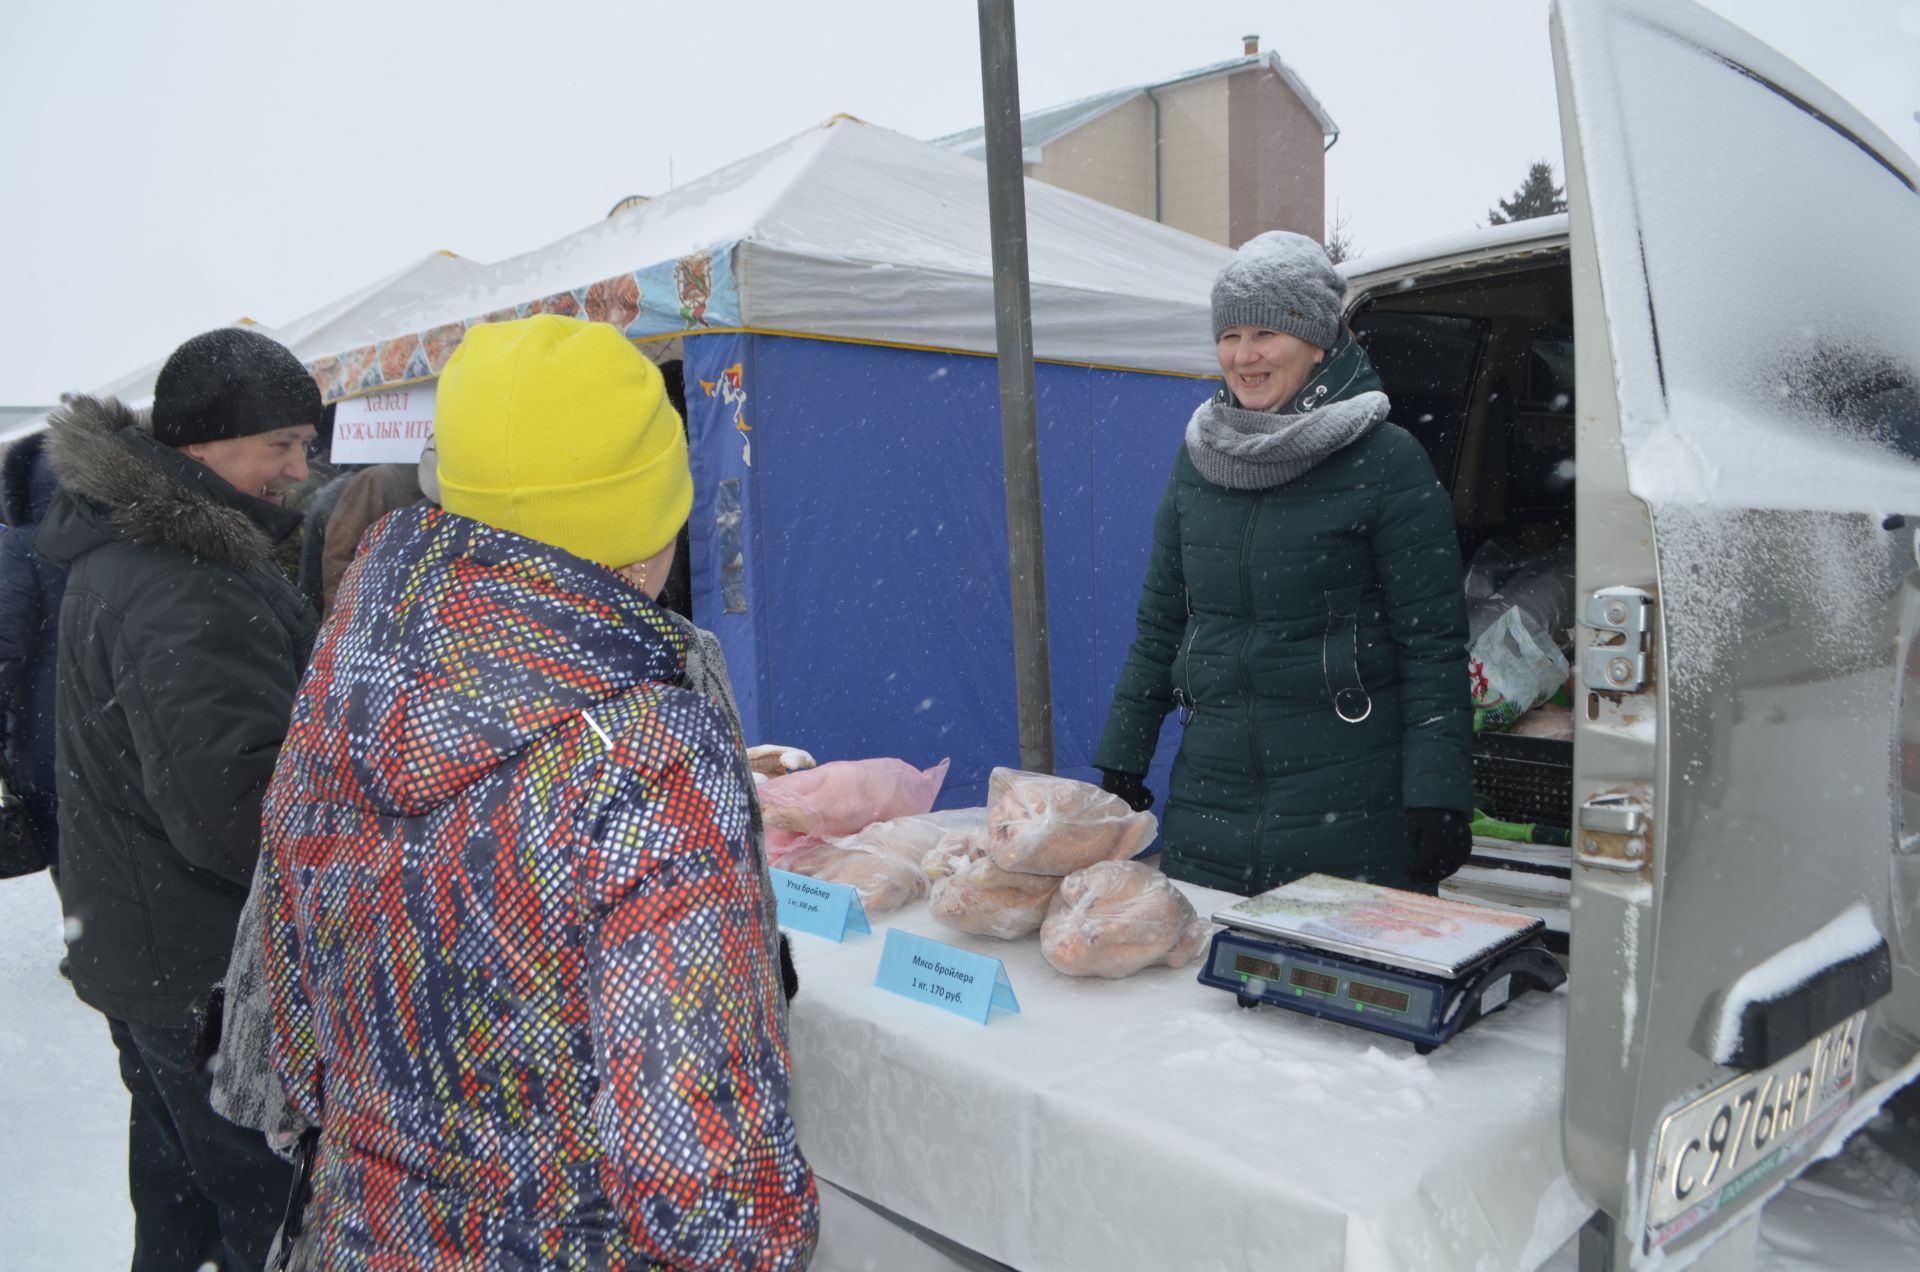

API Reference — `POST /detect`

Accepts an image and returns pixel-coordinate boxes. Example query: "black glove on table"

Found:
[1405,807,1472,884]
[1099,768,1155,813]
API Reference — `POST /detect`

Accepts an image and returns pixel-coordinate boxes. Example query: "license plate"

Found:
[1645,1010,1863,1247]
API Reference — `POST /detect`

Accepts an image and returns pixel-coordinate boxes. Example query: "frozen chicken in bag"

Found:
[929,855,1062,939]
[986,767,1157,876]
[1040,861,1213,978]
[921,825,991,881]
[779,841,929,918]
[839,808,986,866]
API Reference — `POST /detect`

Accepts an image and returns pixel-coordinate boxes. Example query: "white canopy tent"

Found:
[84,248,488,412]
[315,115,1234,396]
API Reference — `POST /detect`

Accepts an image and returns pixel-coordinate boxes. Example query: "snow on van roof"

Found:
[1340,214,1570,289]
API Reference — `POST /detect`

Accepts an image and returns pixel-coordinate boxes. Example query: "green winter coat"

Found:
[1095,342,1472,896]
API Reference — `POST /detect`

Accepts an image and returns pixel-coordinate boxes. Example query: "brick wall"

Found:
[1228,66,1326,247]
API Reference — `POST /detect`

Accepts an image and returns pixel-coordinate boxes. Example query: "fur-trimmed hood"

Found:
[36,395,300,572]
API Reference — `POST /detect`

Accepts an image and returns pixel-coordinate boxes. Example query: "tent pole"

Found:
[975,0,1055,775]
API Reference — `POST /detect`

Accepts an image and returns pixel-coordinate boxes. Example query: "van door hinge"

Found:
[1581,587,1654,695]
[1577,791,1652,875]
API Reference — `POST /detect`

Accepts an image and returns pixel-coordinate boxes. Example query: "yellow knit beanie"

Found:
[434,315,692,568]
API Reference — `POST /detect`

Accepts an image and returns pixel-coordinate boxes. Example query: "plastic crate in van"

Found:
[1472,733,1574,828]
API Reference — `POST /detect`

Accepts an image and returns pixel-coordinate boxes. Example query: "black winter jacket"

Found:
[0,432,65,858]
[36,397,316,1027]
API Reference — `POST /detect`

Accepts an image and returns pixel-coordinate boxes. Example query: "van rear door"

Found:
[1551,0,1920,1265]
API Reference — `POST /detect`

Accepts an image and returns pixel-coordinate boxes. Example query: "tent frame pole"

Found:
[975,0,1055,774]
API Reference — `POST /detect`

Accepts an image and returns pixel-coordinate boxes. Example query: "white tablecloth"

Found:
[786,880,1591,1272]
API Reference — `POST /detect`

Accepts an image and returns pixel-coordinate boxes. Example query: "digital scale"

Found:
[1196,874,1566,1053]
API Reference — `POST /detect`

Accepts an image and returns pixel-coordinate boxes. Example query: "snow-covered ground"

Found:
[2,873,1915,1270]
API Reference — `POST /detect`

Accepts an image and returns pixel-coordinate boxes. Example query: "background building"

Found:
[936,36,1336,248]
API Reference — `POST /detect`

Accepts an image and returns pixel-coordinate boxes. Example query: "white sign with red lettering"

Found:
[331,383,436,464]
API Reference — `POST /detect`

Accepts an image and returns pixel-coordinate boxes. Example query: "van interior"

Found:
[1351,259,1579,937]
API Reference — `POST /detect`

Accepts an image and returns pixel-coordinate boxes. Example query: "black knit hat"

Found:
[150,328,322,447]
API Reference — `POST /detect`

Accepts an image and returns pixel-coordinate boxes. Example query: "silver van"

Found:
[1341,0,1919,1266]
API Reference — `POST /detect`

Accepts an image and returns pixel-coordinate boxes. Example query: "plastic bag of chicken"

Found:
[985,767,1156,876]
[779,841,929,918]
[928,854,1062,940]
[838,807,986,867]
[922,825,990,881]
[1039,860,1214,978]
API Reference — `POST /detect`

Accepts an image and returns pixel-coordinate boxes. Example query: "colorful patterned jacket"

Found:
[261,506,818,1269]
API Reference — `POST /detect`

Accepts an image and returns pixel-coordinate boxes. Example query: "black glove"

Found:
[1099,768,1155,813]
[779,933,799,1002]
[1405,807,1472,884]
[191,984,226,1073]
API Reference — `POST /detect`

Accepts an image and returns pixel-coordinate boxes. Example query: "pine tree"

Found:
[1324,203,1361,265]
[1487,161,1567,225]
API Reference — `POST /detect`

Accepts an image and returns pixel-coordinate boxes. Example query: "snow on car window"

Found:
[1580,14,1920,516]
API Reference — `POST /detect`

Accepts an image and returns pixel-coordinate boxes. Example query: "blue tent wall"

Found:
[1086,368,1207,818]
[683,333,1210,811]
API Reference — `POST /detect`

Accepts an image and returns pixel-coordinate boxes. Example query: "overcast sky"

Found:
[2,0,1915,403]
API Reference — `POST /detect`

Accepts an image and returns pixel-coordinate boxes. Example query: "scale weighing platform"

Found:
[1196,873,1566,1053]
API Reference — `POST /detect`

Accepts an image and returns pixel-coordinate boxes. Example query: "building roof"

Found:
[933,50,1338,160]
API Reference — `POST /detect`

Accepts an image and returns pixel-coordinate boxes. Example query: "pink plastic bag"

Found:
[761,758,949,866]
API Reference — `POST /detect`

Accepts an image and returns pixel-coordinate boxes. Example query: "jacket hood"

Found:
[1,431,56,526]
[310,506,688,818]
[35,395,301,572]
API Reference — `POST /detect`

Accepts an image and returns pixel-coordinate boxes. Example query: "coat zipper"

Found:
[1238,492,1269,887]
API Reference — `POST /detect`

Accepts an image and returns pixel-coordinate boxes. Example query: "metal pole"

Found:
[975,0,1054,774]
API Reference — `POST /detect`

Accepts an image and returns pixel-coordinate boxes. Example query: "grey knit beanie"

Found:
[1210,231,1346,349]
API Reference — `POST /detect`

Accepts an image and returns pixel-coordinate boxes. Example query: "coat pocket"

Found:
[1322,585,1373,723]
[1171,590,1198,723]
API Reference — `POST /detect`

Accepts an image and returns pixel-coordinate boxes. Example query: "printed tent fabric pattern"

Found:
[295,116,1234,405]
[260,506,816,1268]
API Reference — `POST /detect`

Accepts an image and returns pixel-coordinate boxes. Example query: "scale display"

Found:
[1348,981,1410,1013]
[1288,966,1338,997]
[1234,953,1283,982]
[1197,876,1566,1052]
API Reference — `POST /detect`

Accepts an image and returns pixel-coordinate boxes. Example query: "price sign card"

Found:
[769,869,870,943]
[874,929,1020,1025]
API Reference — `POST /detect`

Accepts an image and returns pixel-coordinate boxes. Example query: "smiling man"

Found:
[34,327,320,1272]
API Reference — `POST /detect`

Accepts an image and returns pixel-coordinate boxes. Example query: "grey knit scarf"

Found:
[1185,388,1389,490]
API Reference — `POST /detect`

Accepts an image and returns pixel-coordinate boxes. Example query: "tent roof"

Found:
[322,117,1234,384]
[88,250,486,410]
[932,50,1338,160]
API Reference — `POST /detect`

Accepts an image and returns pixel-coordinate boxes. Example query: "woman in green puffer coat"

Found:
[1094,232,1474,897]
